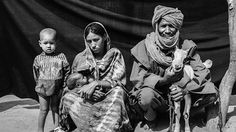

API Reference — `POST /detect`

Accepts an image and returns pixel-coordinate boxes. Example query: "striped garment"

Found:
[33,52,70,96]
[60,48,132,132]
[59,22,132,132]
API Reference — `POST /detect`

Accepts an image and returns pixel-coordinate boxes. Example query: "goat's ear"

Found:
[186,47,196,57]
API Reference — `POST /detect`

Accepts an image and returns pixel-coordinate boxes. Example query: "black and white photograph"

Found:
[0,0,235,132]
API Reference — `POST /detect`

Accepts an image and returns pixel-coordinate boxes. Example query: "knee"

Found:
[138,88,155,110]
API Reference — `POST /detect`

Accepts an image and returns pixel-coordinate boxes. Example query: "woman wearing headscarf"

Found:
[129,5,218,127]
[58,22,132,132]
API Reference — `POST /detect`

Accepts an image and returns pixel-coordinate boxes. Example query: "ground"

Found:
[0,94,235,132]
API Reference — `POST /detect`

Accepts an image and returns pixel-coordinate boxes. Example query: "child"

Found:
[66,73,88,90]
[33,28,70,132]
[66,72,105,101]
[66,72,94,90]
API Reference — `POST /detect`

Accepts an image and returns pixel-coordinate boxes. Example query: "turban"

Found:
[152,5,184,30]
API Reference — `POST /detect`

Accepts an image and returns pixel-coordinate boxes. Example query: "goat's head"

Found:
[172,48,189,72]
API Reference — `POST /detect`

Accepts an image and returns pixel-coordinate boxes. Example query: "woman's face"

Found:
[86,32,105,54]
[158,19,177,38]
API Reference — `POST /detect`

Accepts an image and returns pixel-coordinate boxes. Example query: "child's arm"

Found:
[33,57,39,82]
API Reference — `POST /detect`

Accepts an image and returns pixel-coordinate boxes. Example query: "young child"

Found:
[66,73,88,90]
[33,28,70,132]
[66,72,94,90]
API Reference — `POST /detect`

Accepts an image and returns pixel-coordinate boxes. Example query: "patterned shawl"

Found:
[72,22,126,87]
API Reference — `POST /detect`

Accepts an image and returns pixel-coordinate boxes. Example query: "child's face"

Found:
[39,34,56,54]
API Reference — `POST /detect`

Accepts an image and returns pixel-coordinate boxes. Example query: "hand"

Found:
[78,81,98,100]
[163,66,183,83]
[91,88,105,101]
[169,85,186,102]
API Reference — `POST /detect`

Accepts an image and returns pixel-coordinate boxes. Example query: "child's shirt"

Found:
[33,52,70,96]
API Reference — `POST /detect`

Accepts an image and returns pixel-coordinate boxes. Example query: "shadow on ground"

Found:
[0,99,39,112]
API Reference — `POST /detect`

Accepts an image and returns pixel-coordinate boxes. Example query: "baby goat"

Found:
[171,48,212,132]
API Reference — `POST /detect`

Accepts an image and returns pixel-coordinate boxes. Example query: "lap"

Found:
[60,86,131,131]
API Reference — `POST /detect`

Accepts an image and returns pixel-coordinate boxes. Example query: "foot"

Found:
[184,126,191,132]
[134,122,153,132]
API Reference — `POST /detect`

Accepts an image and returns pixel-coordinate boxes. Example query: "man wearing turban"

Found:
[129,5,218,130]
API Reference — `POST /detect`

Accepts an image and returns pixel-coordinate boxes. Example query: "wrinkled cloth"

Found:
[33,52,70,96]
[131,39,217,94]
[151,5,184,50]
[129,38,218,121]
[152,5,183,30]
[60,22,132,132]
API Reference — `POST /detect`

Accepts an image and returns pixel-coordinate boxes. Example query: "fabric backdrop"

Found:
[0,0,231,100]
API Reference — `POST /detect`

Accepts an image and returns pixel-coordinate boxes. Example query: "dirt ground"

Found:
[0,94,235,132]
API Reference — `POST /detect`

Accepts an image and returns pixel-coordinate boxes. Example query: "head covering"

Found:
[73,22,126,84]
[152,5,184,30]
[144,5,184,66]
[84,22,111,52]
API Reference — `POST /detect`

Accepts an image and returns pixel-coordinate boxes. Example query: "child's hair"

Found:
[39,28,57,40]
[67,73,87,90]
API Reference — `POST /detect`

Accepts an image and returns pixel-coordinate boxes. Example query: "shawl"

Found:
[72,22,126,87]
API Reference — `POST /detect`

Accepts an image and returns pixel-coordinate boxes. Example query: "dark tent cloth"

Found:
[0,0,230,99]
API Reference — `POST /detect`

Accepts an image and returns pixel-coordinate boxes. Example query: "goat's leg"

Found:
[174,101,181,132]
[183,94,191,132]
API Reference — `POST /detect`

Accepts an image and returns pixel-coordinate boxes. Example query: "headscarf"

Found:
[83,22,111,54]
[152,5,184,50]
[72,22,126,85]
[145,5,184,66]
[152,5,184,30]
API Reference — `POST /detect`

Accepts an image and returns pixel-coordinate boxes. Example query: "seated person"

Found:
[58,22,132,132]
[129,5,218,130]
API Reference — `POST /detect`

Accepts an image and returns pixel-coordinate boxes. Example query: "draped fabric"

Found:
[59,22,131,131]
[0,0,230,99]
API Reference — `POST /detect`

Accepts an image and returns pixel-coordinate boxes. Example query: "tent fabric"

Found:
[0,0,230,99]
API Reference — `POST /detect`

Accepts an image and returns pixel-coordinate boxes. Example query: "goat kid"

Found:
[170,48,212,132]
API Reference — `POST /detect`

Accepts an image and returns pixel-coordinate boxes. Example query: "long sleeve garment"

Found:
[33,52,70,96]
[130,39,217,95]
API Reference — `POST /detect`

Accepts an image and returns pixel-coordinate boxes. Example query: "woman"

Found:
[59,22,132,132]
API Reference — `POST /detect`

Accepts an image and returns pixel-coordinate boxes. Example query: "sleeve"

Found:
[32,57,39,82]
[103,49,126,88]
[71,55,79,73]
[130,60,164,90]
[185,53,212,92]
[62,54,71,88]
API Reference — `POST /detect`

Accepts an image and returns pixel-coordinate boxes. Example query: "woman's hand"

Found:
[78,81,98,100]
[92,88,105,101]
[169,85,187,102]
